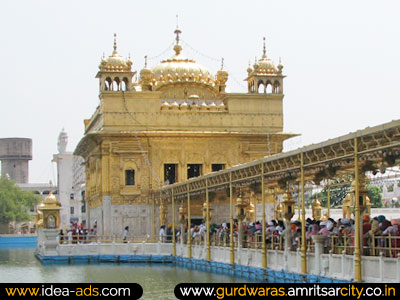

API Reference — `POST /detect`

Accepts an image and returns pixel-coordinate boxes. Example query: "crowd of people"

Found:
[160,214,400,257]
[58,221,97,244]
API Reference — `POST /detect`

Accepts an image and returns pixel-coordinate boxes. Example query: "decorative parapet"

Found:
[160,100,227,112]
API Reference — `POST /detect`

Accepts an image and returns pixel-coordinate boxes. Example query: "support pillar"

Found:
[152,193,156,243]
[353,137,362,282]
[261,163,267,268]
[229,172,234,265]
[206,179,211,261]
[172,189,176,257]
[187,183,192,259]
[327,184,331,218]
[300,152,307,274]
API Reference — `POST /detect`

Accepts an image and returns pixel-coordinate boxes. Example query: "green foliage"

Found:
[309,178,351,208]
[367,184,383,208]
[0,177,41,224]
[309,180,383,209]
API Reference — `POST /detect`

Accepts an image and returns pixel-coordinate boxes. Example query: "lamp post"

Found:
[342,193,352,219]
[312,199,322,221]
[246,202,256,223]
[350,175,368,216]
[275,202,283,221]
[282,191,295,222]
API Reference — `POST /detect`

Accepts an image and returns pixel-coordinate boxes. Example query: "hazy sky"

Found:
[0,0,399,184]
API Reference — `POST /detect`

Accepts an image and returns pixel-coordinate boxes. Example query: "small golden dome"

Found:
[171,100,179,109]
[161,100,170,109]
[44,193,57,205]
[313,198,322,207]
[248,37,278,75]
[255,57,276,72]
[180,101,189,109]
[140,67,152,76]
[321,214,328,222]
[217,59,228,80]
[99,34,132,72]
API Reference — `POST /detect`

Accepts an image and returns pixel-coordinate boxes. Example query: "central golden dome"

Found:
[151,29,216,89]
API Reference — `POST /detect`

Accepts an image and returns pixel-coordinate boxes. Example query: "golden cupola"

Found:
[216,58,229,93]
[151,27,219,99]
[140,56,153,91]
[98,34,133,72]
[245,37,284,95]
[96,34,135,92]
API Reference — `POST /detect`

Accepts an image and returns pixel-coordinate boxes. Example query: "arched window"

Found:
[113,77,121,91]
[121,81,127,92]
[257,80,265,94]
[273,80,280,94]
[266,81,273,94]
[122,77,129,91]
[104,77,112,91]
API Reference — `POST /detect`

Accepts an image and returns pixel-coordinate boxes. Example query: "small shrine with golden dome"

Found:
[75,27,297,236]
[36,193,62,230]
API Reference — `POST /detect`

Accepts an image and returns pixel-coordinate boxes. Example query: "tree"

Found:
[310,181,383,209]
[0,177,41,224]
[309,176,352,209]
[367,184,383,208]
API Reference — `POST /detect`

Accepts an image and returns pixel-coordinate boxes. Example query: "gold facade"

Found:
[74,30,296,235]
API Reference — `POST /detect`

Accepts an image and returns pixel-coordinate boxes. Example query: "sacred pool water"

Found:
[0,248,254,299]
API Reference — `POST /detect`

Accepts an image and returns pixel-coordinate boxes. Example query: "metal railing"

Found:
[58,232,400,258]
[58,234,152,244]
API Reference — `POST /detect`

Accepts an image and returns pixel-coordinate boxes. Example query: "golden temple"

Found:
[74,28,296,235]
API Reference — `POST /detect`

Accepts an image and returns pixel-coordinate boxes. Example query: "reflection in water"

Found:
[0,249,255,299]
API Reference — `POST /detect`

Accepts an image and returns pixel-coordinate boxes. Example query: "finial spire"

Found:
[144,55,148,68]
[174,27,181,45]
[262,37,267,58]
[173,17,182,55]
[112,33,118,56]
[221,57,224,70]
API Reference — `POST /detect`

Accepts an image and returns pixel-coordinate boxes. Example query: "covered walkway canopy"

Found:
[153,119,400,282]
